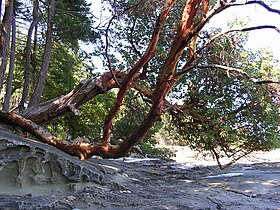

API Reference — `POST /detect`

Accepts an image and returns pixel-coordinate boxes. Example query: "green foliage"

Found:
[112,89,163,145]
[4,0,280,161]
[45,91,116,140]
[43,42,82,99]
[53,0,99,49]
[168,49,279,156]
[93,0,279,159]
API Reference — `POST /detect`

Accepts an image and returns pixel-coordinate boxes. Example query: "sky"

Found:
[206,1,280,61]
[87,0,280,69]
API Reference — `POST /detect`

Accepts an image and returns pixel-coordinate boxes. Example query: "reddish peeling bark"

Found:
[0,112,125,159]
[0,0,214,160]
[110,0,204,156]
[102,0,177,144]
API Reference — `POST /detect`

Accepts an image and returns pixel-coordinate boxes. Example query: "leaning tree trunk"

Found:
[2,12,15,112]
[29,0,54,107]
[0,0,13,92]
[0,0,212,160]
[20,71,124,123]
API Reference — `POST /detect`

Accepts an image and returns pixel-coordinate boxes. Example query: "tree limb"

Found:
[228,0,280,15]
[0,112,124,160]
[101,0,177,144]
[196,64,280,84]
[105,15,123,88]
[194,25,280,64]
[20,71,124,123]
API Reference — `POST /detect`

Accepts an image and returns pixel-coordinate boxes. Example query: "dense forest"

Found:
[0,0,279,168]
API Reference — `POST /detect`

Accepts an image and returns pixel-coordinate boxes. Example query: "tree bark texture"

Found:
[0,111,130,159]
[1,0,210,159]
[2,0,260,160]
[101,0,177,144]
[2,13,15,112]
[0,0,13,91]
[20,71,124,123]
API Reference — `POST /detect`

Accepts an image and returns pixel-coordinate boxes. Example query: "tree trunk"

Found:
[101,0,176,144]
[20,0,39,111]
[112,0,203,155]
[0,0,13,92]
[0,111,124,160]
[0,0,2,21]
[29,0,54,107]
[0,0,212,160]
[2,12,15,112]
[20,71,124,123]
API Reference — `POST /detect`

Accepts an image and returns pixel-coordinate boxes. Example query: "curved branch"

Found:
[0,112,123,160]
[105,17,121,87]
[102,0,177,144]
[174,0,280,78]
[176,25,279,78]
[20,71,125,123]
[228,0,280,15]
[195,25,280,62]
[196,64,280,84]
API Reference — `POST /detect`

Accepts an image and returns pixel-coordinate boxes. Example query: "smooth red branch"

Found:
[101,0,176,144]
[0,112,130,160]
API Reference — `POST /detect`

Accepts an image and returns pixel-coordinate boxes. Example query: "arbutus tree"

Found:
[0,0,279,168]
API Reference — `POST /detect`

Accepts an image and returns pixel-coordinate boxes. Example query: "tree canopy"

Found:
[0,0,279,168]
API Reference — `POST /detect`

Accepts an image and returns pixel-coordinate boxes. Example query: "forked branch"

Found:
[102,0,177,144]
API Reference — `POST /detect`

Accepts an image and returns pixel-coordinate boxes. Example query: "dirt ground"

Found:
[0,130,280,209]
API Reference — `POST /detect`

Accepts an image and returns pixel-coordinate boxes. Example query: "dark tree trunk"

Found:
[0,0,13,92]
[0,0,2,21]
[2,12,15,112]
[29,0,54,107]
[20,0,39,111]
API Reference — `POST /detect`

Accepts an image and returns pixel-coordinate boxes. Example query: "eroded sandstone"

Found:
[0,129,280,210]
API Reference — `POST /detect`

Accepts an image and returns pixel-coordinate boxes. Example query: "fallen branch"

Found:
[0,111,125,160]
[20,70,124,123]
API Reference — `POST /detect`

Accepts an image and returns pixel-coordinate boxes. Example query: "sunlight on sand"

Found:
[169,146,280,167]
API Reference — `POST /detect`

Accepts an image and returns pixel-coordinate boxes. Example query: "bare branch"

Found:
[176,65,196,76]
[103,2,146,87]
[228,0,280,15]
[102,0,177,144]
[196,64,280,84]
[105,17,121,87]
[195,25,280,60]
[20,71,125,124]
[174,0,280,78]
